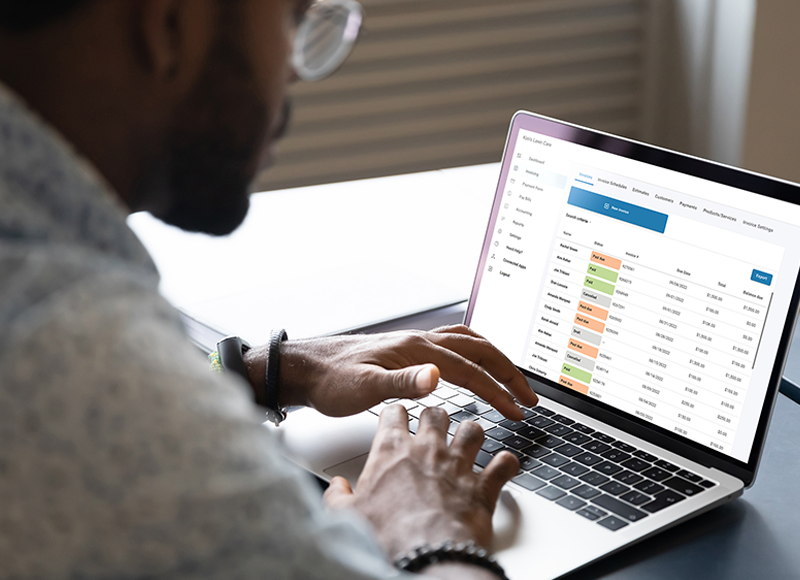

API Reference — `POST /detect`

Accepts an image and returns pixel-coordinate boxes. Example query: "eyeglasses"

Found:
[292,0,364,82]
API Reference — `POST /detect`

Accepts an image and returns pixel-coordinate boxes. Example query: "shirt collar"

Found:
[0,81,157,274]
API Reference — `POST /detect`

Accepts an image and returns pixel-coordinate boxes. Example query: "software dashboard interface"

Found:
[469,116,800,464]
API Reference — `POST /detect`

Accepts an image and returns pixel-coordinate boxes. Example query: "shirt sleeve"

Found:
[0,269,407,580]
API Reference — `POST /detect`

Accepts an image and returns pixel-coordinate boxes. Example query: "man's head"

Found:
[0,0,304,235]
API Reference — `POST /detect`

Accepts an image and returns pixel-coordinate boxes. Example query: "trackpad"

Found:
[324,453,370,488]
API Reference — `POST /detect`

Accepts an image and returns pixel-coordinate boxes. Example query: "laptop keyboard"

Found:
[368,383,718,532]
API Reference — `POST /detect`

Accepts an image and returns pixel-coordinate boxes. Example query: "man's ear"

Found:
[135,0,214,89]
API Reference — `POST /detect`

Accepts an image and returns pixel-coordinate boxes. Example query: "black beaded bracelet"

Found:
[393,541,509,580]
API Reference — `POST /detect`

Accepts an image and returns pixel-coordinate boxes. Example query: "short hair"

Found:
[0,1,93,32]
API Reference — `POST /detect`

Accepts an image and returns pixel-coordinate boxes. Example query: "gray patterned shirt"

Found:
[0,84,400,579]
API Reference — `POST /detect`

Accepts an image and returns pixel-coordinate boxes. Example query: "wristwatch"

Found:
[216,335,252,385]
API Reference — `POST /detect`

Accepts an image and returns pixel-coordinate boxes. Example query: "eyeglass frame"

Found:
[292,0,364,82]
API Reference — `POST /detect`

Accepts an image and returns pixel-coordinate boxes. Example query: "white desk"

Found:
[128,164,500,345]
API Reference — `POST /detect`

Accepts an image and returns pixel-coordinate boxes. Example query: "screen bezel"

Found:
[464,110,800,486]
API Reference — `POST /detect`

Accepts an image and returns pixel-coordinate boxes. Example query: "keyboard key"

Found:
[500,419,527,432]
[598,516,629,531]
[634,450,658,462]
[676,469,703,483]
[531,465,561,480]
[545,424,574,437]
[573,484,602,500]
[481,439,504,453]
[485,426,514,442]
[557,496,586,511]
[642,489,686,513]
[551,475,581,490]
[463,401,492,416]
[537,486,567,501]
[614,471,644,485]
[577,508,602,521]
[552,414,576,425]
[474,417,495,431]
[539,435,565,449]
[560,462,590,477]
[529,416,555,429]
[407,406,422,419]
[634,480,665,495]
[620,491,651,506]
[699,480,716,489]
[583,441,612,454]
[502,448,528,460]
[578,505,608,520]
[409,419,420,434]
[478,411,502,424]
[594,461,624,476]
[641,467,671,482]
[655,459,679,472]
[599,482,630,496]
[512,473,547,491]
[621,458,650,472]
[519,456,542,472]
[601,449,631,463]
[505,436,533,451]
[474,450,493,468]
[439,402,460,415]
[564,432,592,446]
[662,476,704,497]
[518,426,546,441]
[450,410,478,423]
[612,441,637,453]
[534,406,555,417]
[574,452,604,467]
[520,408,537,420]
[435,386,458,399]
[450,394,478,407]
[554,443,583,457]
[527,444,552,459]
[447,422,457,436]
[579,471,610,486]
[416,394,444,408]
[572,423,595,435]
[541,453,571,468]
[593,433,616,444]
[591,494,648,522]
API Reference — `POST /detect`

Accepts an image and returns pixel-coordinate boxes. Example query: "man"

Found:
[0,1,538,578]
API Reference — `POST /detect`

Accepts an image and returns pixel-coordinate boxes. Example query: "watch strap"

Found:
[216,335,251,385]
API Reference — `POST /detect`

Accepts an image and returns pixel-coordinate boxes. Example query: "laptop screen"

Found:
[467,112,800,465]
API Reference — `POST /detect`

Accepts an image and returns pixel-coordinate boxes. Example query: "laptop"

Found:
[271,110,800,579]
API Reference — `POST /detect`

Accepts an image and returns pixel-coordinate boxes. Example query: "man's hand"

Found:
[245,325,538,420]
[324,405,518,559]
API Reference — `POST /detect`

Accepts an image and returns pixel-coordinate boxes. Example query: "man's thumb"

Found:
[385,363,440,399]
[324,476,355,510]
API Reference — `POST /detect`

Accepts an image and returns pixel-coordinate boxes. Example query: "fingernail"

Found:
[415,365,439,393]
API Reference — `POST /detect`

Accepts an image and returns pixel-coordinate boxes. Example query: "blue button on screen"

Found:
[751,269,773,286]
[567,187,668,234]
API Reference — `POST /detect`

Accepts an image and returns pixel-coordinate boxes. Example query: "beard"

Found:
[150,14,289,236]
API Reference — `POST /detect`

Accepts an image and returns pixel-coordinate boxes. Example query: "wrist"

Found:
[422,562,502,580]
[393,541,508,580]
[243,339,309,410]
